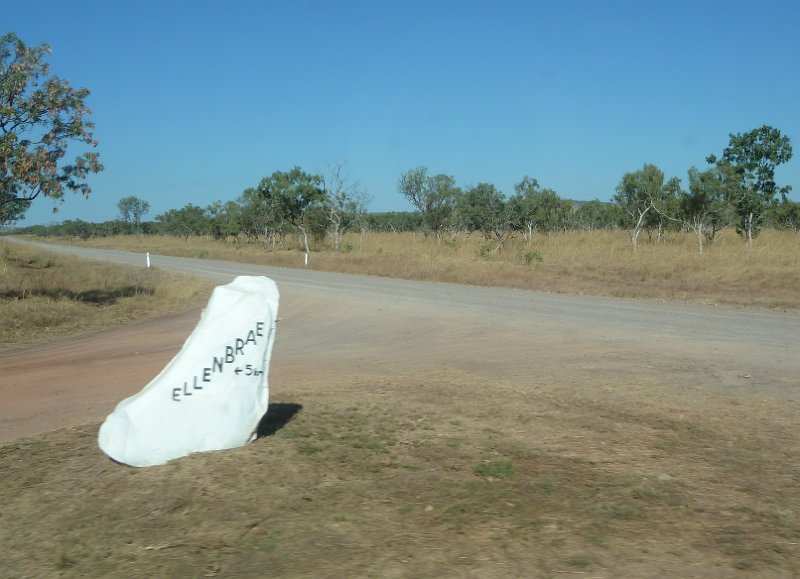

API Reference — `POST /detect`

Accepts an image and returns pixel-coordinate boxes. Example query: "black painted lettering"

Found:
[256,321,264,337]
[245,329,257,346]
[172,387,181,401]
[193,376,202,390]
[213,357,223,373]
[203,368,211,382]
[183,382,192,396]
[235,338,245,355]
[225,345,234,363]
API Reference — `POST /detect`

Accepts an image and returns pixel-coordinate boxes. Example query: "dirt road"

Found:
[2,242,798,443]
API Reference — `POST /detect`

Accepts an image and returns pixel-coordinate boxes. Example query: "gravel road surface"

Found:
[2,239,798,443]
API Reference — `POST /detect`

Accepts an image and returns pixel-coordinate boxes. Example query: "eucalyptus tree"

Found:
[398,167,459,240]
[0,33,102,224]
[117,196,150,233]
[613,164,674,250]
[771,200,800,232]
[207,200,242,241]
[508,177,569,242]
[155,204,210,238]
[706,125,793,247]
[251,167,326,254]
[458,182,513,248]
[323,162,371,251]
[678,165,738,252]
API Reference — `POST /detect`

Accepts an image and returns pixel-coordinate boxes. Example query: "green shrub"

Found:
[474,460,514,478]
[523,250,543,264]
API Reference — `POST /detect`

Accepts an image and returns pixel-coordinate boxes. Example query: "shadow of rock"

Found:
[256,402,303,438]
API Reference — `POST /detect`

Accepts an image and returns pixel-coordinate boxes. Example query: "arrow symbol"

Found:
[235,367,242,375]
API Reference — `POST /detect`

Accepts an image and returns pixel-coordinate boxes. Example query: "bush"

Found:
[523,250,543,264]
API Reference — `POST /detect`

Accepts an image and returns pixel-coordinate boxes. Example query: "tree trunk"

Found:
[629,203,653,251]
[298,225,310,255]
[693,220,704,254]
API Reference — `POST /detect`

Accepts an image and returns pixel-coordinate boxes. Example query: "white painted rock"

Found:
[98,276,279,467]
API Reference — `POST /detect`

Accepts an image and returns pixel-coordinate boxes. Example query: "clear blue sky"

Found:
[7,0,800,226]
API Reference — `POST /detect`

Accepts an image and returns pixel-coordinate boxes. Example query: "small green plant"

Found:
[342,241,354,253]
[565,554,592,568]
[523,250,543,264]
[477,244,494,258]
[474,460,514,478]
[56,553,77,569]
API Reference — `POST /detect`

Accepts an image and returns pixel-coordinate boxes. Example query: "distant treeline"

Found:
[8,198,799,243]
[6,122,800,254]
[7,201,631,240]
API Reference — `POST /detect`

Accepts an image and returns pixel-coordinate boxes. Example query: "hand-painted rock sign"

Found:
[98,276,279,467]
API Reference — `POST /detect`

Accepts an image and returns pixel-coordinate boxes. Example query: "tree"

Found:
[707,125,793,247]
[207,200,242,241]
[252,167,326,254]
[398,167,459,239]
[156,204,210,238]
[508,177,569,243]
[613,164,672,250]
[322,162,371,251]
[0,32,102,224]
[0,197,28,225]
[458,182,512,248]
[237,184,284,247]
[676,165,738,252]
[771,199,800,232]
[117,196,150,233]
[366,211,423,233]
[571,200,622,231]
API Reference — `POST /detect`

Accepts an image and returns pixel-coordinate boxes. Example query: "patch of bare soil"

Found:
[1,288,798,577]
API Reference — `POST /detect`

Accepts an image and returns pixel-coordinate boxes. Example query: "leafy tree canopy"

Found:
[398,167,460,238]
[0,32,102,224]
[707,125,793,243]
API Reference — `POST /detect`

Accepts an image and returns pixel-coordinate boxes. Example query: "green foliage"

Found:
[236,167,325,251]
[523,250,543,264]
[613,164,680,248]
[477,243,494,258]
[250,167,326,252]
[508,177,571,238]
[0,32,103,224]
[770,199,800,232]
[459,182,512,244]
[156,204,210,238]
[206,200,241,240]
[398,166,460,238]
[474,460,514,478]
[117,196,150,233]
[614,164,666,226]
[571,200,622,231]
[682,165,738,239]
[708,125,793,243]
[366,211,423,232]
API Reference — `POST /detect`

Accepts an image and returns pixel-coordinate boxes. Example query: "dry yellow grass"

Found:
[39,228,800,310]
[0,241,213,348]
[2,233,798,576]
[1,371,798,576]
